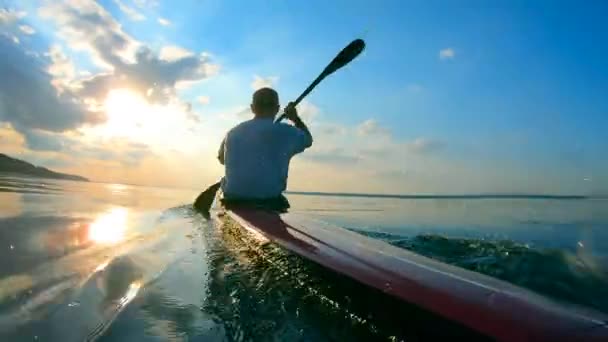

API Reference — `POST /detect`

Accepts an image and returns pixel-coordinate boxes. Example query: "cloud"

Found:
[159,45,195,61]
[0,124,26,154]
[16,130,153,167]
[356,119,389,136]
[39,1,218,102]
[296,100,319,123]
[114,0,146,21]
[18,25,35,35]
[439,48,455,60]
[0,36,104,137]
[233,106,253,120]
[251,75,279,90]
[21,130,75,151]
[158,17,171,26]
[303,148,360,165]
[404,138,444,154]
[196,96,210,105]
[3,33,19,44]
[77,140,152,166]
[318,124,346,136]
[73,47,217,105]
[0,9,30,42]
[0,1,219,152]
[38,1,140,69]
[181,102,201,123]
[357,146,393,159]
[0,9,27,25]
[46,45,76,93]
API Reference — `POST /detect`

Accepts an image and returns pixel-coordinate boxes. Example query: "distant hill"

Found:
[0,154,89,182]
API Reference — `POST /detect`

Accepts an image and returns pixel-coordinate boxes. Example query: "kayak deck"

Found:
[215,207,608,342]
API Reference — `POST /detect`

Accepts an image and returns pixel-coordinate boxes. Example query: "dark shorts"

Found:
[221,195,290,213]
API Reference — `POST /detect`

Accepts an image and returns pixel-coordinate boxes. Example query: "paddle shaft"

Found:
[275,71,330,122]
[276,38,365,122]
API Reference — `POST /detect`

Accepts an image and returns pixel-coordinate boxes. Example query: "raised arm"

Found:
[285,102,313,148]
[217,138,225,165]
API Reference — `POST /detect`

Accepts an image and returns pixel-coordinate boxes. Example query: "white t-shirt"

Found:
[220,117,312,199]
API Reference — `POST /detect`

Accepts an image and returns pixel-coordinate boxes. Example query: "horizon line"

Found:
[2,174,603,199]
[285,191,604,200]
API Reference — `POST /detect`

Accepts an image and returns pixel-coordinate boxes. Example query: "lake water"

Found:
[1,174,607,341]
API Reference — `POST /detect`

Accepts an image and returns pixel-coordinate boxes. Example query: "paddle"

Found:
[274,38,366,122]
[194,38,366,216]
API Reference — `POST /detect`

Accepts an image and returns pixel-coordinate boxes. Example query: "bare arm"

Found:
[285,102,313,147]
[217,138,225,165]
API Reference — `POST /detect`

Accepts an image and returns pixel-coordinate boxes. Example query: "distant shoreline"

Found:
[0,154,89,182]
[286,191,595,200]
[0,171,88,182]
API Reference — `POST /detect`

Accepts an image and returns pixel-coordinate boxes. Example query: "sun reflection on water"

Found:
[88,207,129,244]
[119,281,142,307]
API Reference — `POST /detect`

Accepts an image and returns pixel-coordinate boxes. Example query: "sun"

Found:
[103,88,148,136]
[81,87,206,153]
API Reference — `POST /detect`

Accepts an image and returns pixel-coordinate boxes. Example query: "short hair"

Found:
[252,87,279,110]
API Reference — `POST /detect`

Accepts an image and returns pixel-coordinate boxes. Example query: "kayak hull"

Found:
[213,207,608,342]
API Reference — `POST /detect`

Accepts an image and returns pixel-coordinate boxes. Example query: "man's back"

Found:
[221,117,312,199]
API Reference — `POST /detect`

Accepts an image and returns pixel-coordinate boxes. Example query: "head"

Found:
[251,87,280,118]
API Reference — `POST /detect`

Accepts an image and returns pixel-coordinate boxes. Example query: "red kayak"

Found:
[213,207,608,341]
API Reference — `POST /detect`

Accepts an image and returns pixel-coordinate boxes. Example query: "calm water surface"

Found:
[1,174,607,341]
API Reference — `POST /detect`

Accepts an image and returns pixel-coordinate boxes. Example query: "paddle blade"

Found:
[322,39,366,76]
[193,181,221,217]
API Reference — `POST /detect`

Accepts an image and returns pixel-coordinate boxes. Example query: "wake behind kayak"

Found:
[206,209,488,341]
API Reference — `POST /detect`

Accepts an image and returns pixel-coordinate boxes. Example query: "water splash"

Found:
[359,230,608,313]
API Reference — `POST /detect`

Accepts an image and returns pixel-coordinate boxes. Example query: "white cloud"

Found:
[0,1,219,153]
[45,45,76,93]
[18,25,35,35]
[196,96,210,105]
[439,48,455,60]
[5,34,20,44]
[0,9,27,25]
[356,119,389,136]
[251,75,279,90]
[39,1,218,103]
[158,17,171,26]
[296,100,319,123]
[219,105,251,121]
[39,1,141,69]
[114,0,146,21]
[303,147,360,165]
[159,45,195,61]
[0,36,104,141]
[318,124,347,136]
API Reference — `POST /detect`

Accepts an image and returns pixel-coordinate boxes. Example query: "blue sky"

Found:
[1,0,607,194]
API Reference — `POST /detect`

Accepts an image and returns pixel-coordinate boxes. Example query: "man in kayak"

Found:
[216,87,313,210]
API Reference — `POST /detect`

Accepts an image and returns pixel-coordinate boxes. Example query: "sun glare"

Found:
[103,89,148,136]
[88,207,129,244]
